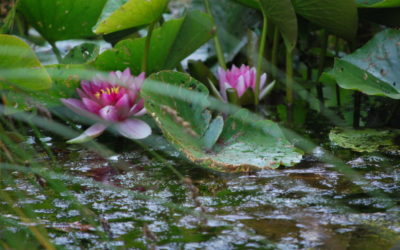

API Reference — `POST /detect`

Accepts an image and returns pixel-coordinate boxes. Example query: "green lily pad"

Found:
[142,71,303,172]
[94,11,214,75]
[327,29,400,99]
[329,127,400,153]
[292,0,358,41]
[18,0,107,41]
[234,0,357,41]
[62,43,100,64]
[0,34,51,91]
[258,0,298,51]
[94,0,168,35]
[356,0,400,7]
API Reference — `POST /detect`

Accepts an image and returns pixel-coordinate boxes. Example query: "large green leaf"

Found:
[233,0,357,40]
[18,0,107,42]
[258,0,298,50]
[94,0,168,35]
[292,0,358,40]
[0,35,51,90]
[356,0,400,7]
[142,71,303,172]
[329,127,400,153]
[327,29,400,99]
[93,11,214,75]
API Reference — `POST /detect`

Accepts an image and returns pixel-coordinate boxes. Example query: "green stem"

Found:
[353,91,361,129]
[141,22,156,73]
[286,49,293,124]
[270,26,279,81]
[316,29,328,109]
[334,36,341,107]
[49,41,62,63]
[255,11,268,106]
[203,0,226,69]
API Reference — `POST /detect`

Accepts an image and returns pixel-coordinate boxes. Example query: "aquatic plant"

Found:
[217,64,267,103]
[61,69,151,143]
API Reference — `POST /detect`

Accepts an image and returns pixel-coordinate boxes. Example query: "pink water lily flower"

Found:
[218,64,267,101]
[61,68,151,143]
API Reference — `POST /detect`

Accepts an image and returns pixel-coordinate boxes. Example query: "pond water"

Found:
[1,128,399,249]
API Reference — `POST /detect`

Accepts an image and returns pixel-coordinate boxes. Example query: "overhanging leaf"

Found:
[258,0,298,50]
[94,0,168,35]
[327,29,400,99]
[356,0,400,7]
[0,34,51,91]
[18,0,107,41]
[142,71,303,172]
[292,0,358,40]
[93,11,214,75]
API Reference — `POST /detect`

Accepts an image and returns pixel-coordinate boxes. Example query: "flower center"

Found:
[94,86,121,99]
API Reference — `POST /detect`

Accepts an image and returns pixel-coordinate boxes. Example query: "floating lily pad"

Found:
[142,71,303,172]
[327,29,400,99]
[329,127,400,153]
[62,43,100,64]
[94,11,214,75]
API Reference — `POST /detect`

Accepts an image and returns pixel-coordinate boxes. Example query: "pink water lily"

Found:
[218,64,267,101]
[61,68,151,143]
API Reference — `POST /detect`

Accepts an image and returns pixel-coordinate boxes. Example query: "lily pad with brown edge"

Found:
[329,127,400,153]
[141,70,303,172]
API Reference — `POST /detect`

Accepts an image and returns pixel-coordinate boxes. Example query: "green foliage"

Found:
[94,11,214,74]
[258,0,298,51]
[62,43,100,64]
[93,0,168,35]
[0,34,51,90]
[292,0,358,40]
[329,127,400,153]
[18,0,107,41]
[356,0,400,7]
[142,71,303,172]
[328,29,400,99]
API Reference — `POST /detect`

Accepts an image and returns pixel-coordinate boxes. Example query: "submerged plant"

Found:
[218,64,268,105]
[61,68,151,143]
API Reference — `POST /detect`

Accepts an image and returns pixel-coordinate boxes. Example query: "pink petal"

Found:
[82,98,102,114]
[115,119,151,139]
[61,98,89,117]
[236,75,246,97]
[99,105,119,122]
[76,88,88,99]
[115,94,131,116]
[259,73,267,90]
[67,123,107,143]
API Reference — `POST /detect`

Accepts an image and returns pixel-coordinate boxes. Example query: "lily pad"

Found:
[356,0,400,7]
[94,11,214,75]
[142,71,303,172]
[0,34,51,90]
[94,0,168,35]
[327,29,400,99]
[329,127,400,153]
[18,0,107,41]
[292,0,358,41]
[62,43,100,64]
[258,0,298,51]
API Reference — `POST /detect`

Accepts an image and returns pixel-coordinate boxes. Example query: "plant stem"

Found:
[141,22,156,73]
[255,11,268,106]
[353,91,361,128]
[49,41,62,63]
[286,49,293,124]
[203,0,226,69]
[333,36,341,107]
[317,29,328,110]
[271,26,279,81]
